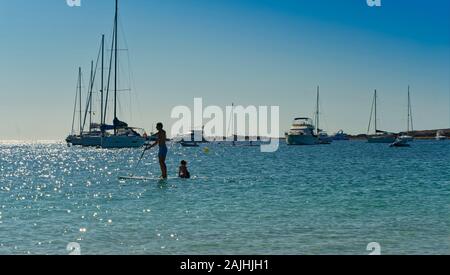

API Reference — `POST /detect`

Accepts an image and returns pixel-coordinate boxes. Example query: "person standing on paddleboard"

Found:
[146,122,168,179]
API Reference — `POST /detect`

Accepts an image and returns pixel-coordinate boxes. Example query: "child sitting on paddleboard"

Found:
[178,160,191,179]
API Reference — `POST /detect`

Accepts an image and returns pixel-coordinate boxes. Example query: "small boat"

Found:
[180,141,200,147]
[333,130,350,141]
[367,90,396,144]
[436,130,447,141]
[176,127,209,148]
[178,128,208,144]
[286,118,319,145]
[390,137,411,147]
[318,131,333,144]
[222,104,262,146]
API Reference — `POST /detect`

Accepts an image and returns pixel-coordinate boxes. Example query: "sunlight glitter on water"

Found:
[0,141,449,254]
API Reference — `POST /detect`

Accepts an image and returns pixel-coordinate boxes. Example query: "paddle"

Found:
[120,146,149,180]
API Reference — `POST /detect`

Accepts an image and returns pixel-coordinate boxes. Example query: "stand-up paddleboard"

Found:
[118,175,178,181]
[118,175,153,181]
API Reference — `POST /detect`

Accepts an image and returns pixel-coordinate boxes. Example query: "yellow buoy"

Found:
[203,147,210,154]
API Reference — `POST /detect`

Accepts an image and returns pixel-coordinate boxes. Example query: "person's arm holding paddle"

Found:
[145,134,159,151]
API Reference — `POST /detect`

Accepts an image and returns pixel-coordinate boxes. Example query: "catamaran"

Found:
[66,0,147,148]
[367,89,396,143]
[100,0,146,148]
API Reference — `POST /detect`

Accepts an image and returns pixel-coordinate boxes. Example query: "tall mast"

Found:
[407,86,410,133]
[114,0,118,134]
[374,89,377,132]
[408,85,414,134]
[71,70,79,135]
[79,67,82,135]
[101,34,105,126]
[316,86,320,135]
[103,29,115,125]
[89,60,94,132]
[232,103,235,145]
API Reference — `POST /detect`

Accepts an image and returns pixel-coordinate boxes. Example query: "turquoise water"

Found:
[0,141,449,255]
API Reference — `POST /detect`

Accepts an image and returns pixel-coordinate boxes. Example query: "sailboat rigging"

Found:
[315,86,332,145]
[398,86,414,143]
[66,0,147,148]
[367,89,396,143]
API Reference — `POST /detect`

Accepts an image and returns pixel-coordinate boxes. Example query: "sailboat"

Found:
[315,86,333,145]
[66,67,87,146]
[178,126,208,147]
[100,0,147,148]
[398,86,414,143]
[66,0,146,148]
[66,54,104,147]
[219,103,261,146]
[67,2,146,148]
[367,90,396,143]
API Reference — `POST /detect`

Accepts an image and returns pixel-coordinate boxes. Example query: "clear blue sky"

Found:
[0,0,449,139]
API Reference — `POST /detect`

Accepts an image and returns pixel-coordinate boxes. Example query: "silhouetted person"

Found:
[178,160,190,179]
[146,123,168,179]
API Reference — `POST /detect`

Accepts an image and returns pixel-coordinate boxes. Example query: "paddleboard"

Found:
[118,176,152,181]
[118,176,178,181]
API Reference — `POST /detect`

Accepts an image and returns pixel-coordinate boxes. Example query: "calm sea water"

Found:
[0,140,448,255]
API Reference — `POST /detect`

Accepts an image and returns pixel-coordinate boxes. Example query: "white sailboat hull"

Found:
[101,135,146,148]
[66,135,102,147]
[78,135,102,147]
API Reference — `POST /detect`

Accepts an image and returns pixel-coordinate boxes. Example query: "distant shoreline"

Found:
[347,129,450,140]
[0,129,448,143]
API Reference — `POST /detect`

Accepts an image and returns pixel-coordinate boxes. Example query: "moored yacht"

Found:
[67,0,147,148]
[398,86,414,143]
[314,86,333,145]
[286,118,319,145]
[100,123,146,148]
[367,90,396,144]
[66,67,103,147]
